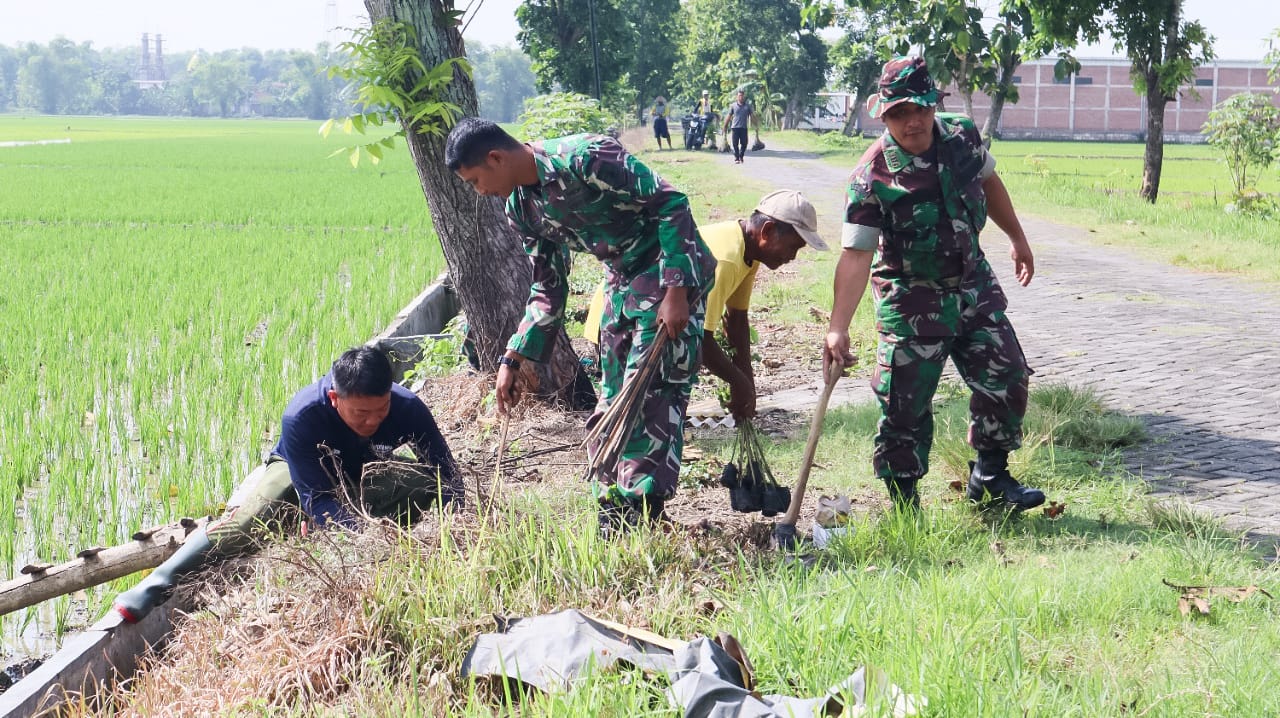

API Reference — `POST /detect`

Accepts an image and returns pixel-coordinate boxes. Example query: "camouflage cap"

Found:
[866,56,948,119]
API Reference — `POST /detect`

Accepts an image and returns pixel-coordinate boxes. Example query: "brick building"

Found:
[835,57,1279,142]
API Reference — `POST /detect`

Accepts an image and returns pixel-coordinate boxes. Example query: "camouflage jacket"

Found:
[505,134,713,361]
[844,114,1007,337]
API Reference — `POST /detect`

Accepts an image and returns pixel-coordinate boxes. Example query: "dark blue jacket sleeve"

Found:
[280,415,357,528]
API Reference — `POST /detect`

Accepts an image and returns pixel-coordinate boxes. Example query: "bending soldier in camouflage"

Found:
[823,56,1046,511]
[445,118,716,532]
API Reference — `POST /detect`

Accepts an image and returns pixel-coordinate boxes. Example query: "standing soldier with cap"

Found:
[823,56,1045,511]
[444,118,716,533]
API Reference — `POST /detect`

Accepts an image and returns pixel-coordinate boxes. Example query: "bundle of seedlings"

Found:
[719,419,791,517]
[581,332,669,481]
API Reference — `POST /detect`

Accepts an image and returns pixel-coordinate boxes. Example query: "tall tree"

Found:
[1106,0,1213,202]
[677,0,829,129]
[16,38,90,114]
[188,53,250,117]
[470,42,538,122]
[829,6,889,136]
[359,1,585,405]
[516,0,630,97]
[626,0,682,122]
[0,45,17,110]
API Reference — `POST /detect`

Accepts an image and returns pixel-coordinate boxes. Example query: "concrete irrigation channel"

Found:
[0,276,459,717]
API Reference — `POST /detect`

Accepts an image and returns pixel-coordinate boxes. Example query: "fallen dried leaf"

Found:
[1162,578,1273,617]
[1043,501,1067,519]
[949,479,965,493]
[807,306,830,323]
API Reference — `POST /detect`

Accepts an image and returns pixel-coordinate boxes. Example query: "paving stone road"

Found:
[722,142,1280,547]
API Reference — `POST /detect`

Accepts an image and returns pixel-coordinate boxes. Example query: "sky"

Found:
[0,0,1276,61]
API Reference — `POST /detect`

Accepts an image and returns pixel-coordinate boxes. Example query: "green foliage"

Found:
[676,0,828,130]
[516,92,613,139]
[812,130,866,150]
[1108,0,1214,103]
[516,0,631,97]
[188,53,250,118]
[404,317,470,381]
[0,39,345,118]
[1203,92,1280,208]
[1269,28,1280,84]
[467,42,537,123]
[322,19,470,168]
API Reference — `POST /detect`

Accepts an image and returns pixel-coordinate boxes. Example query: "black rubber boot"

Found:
[597,499,639,539]
[113,527,215,624]
[638,494,666,524]
[884,477,920,510]
[966,455,1045,511]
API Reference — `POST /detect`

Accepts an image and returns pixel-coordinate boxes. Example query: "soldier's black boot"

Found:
[966,450,1045,510]
[113,526,215,624]
[883,477,920,510]
[638,494,666,524]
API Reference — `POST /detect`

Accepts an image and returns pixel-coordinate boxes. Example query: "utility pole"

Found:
[588,0,603,100]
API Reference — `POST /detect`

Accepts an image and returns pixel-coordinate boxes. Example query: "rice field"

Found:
[992,139,1280,200]
[0,116,444,653]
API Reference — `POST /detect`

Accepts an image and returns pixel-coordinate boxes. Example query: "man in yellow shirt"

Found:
[586,190,828,419]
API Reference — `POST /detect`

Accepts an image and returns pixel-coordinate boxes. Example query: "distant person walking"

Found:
[651,95,673,150]
[724,90,757,163]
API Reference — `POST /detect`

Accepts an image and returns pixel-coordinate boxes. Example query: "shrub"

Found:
[517,92,612,140]
[1203,93,1280,212]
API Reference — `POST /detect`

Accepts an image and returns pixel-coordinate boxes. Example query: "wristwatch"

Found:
[498,356,521,371]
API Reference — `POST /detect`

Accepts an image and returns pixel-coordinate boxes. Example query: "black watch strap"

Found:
[498,356,521,370]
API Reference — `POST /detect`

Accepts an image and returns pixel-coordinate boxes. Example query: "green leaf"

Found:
[342,117,354,135]
[352,114,366,134]
[348,146,360,169]
[319,118,334,138]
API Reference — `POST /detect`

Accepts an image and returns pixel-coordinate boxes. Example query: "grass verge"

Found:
[84,383,1280,716]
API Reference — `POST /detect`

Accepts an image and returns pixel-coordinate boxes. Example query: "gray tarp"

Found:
[460,609,677,694]
[461,611,924,716]
[668,637,925,718]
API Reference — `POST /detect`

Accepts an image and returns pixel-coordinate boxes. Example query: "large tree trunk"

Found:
[841,90,868,137]
[981,55,1020,144]
[1140,75,1166,203]
[783,93,802,130]
[365,0,587,406]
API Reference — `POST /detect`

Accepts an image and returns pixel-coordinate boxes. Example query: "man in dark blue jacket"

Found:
[114,346,460,622]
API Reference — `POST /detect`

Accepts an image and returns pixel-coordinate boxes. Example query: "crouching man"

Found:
[114,346,461,623]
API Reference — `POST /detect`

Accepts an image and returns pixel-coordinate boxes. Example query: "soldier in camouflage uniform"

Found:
[445,118,716,530]
[823,57,1045,511]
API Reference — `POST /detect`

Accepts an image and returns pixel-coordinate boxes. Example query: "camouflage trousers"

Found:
[871,311,1030,482]
[589,278,708,500]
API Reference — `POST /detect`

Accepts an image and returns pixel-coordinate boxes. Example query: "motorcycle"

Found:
[681,113,708,150]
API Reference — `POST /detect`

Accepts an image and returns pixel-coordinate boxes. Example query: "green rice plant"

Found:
[0,116,446,648]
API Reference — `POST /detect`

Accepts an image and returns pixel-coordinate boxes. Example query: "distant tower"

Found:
[323,0,339,54]
[135,32,167,89]
[154,34,165,78]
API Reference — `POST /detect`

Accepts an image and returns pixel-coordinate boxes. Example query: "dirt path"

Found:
[719,139,1280,542]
